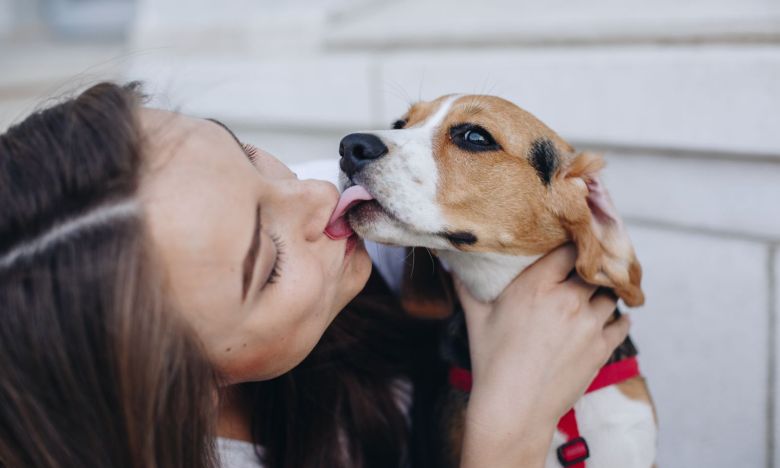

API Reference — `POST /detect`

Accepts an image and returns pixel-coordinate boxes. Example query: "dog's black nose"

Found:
[339,133,388,177]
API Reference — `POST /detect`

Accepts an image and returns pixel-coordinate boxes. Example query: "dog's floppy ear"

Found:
[552,152,645,307]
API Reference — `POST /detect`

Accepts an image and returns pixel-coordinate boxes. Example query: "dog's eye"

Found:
[392,119,407,130]
[450,124,500,152]
[465,130,489,145]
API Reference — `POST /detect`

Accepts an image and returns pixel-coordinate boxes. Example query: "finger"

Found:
[524,243,577,284]
[566,272,599,300]
[590,289,619,323]
[602,314,631,352]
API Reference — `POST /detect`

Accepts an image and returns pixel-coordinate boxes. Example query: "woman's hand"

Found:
[457,244,630,468]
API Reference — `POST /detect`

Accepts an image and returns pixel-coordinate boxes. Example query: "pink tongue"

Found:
[324,185,374,240]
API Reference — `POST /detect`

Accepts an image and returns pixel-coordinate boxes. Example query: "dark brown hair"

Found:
[0,81,448,468]
[0,83,217,468]
[245,269,448,468]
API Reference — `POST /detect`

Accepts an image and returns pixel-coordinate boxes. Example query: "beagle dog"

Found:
[325,95,657,468]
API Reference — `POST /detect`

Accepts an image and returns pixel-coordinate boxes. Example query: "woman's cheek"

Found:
[279,264,332,322]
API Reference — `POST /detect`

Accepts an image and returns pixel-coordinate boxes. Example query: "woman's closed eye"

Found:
[265,233,284,286]
[242,206,285,301]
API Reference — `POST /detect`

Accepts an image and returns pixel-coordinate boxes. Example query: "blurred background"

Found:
[1,0,779,466]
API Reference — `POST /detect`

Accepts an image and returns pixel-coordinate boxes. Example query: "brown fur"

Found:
[372,95,653,466]
[553,152,645,306]
[617,377,658,424]
[397,95,644,306]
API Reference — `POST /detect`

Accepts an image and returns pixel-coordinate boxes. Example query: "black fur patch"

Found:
[444,231,478,246]
[529,138,559,185]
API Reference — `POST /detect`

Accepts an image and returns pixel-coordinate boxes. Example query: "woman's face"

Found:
[139,109,371,383]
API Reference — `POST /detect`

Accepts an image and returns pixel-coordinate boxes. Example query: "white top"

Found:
[216,438,264,468]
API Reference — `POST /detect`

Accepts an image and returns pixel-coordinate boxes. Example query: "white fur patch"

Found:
[545,386,657,468]
[437,250,541,302]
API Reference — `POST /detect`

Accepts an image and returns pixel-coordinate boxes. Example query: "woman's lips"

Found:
[324,185,374,240]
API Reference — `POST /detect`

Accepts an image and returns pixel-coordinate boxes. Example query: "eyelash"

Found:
[241,143,259,164]
[267,233,284,285]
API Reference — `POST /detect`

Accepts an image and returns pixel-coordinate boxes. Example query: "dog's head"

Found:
[338,94,643,306]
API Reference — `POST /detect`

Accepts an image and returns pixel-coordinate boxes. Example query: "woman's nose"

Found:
[290,179,340,242]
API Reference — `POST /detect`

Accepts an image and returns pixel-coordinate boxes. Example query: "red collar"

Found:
[448,356,641,467]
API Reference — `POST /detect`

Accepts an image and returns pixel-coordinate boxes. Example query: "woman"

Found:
[0,82,628,468]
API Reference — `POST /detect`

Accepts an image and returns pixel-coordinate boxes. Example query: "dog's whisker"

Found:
[383,80,414,107]
[483,81,500,102]
[407,247,416,279]
[424,247,436,275]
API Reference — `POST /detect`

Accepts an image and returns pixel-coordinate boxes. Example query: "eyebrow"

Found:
[206,118,243,146]
[463,103,484,116]
[205,118,262,301]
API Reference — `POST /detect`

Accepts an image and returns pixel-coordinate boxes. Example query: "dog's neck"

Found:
[435,249,542,302]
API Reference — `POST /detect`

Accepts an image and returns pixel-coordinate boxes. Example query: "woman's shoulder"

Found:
[216,437,265,468]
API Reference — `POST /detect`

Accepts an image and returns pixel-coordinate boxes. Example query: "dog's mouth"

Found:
[326,182,464,251]
[348,199,396,227]
[324,185,374,240]
[325,183,417,240]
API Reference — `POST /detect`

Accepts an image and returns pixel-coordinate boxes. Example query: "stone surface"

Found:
[3,3,779,466]
[602,153,780,239]
[125,54,377,130]
[123,45,780,156]
[775,247,780,468]
[627,226,769,467]
[0,42,124,87]
[378,46,780,156]
[235,128,342,166]
[0,0,11,37]
[131,0,372,55]
[0,41,124,130]
[326,0,780,47]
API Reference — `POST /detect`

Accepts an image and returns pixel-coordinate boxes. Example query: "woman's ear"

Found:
[552,152,645,307]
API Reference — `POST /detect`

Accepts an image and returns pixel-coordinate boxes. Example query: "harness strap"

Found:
[586,356,640,394]
[448,356,641,467]
[556,409,588,467]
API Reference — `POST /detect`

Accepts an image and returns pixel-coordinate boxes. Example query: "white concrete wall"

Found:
[0,0,128,129]
[2,0,777,466]
[0,0,12,36]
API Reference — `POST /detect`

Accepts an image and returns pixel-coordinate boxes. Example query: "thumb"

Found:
[524,243,578,284]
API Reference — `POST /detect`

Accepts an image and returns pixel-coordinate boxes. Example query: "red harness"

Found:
[448,356,641,467]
